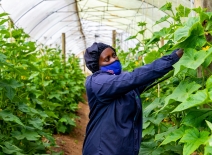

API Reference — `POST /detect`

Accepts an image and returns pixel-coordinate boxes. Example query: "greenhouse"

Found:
[0,0,211,154]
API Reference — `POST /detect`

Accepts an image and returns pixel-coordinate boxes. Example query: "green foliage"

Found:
[120,2,212,155]
[0,12,85,154]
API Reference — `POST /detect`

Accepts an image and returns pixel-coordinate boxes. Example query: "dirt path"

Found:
[53,102,89,155]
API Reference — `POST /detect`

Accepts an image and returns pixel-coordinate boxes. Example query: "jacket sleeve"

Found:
[92,51,180,103]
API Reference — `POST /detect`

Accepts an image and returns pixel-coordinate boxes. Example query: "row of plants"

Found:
[0,13,85,154]
[118,3,212,155]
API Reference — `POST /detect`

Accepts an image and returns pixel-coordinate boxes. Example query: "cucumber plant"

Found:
[0,13,85,154]
[119,3,212,155]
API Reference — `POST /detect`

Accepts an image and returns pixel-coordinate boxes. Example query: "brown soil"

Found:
[52,101,89,155]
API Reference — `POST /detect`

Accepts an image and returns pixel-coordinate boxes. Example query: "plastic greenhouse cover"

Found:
[0,0,193,55]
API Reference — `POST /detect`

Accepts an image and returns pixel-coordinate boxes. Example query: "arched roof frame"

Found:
[0,0,194,55]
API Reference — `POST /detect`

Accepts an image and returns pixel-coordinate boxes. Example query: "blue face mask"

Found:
[100,60,122,75]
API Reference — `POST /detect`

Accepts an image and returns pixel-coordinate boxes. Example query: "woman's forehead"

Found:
[100,48,115,56]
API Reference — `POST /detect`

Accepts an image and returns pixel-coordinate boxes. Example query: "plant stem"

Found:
[207,42,212,47]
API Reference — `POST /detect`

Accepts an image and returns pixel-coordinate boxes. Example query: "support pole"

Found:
[112,30,116,48]
[83,50,86,73]
[160,37,164,48]
[62,33,66,63]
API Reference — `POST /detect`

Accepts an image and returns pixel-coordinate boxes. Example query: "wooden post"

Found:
[160,37,164,48]
[112,30,116,48]
[62,33,66,63]
[83,50,86,73]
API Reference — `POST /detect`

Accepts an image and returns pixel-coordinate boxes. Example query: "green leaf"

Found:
[160,2,172,11]
[69,103,78,111]
[137,22,147,27]
[0,19,9,26]
[45,111,58,119]
[22,130,41,141]
[192,6,205,14]
[205,120,212,131]
[199,12,209,24]
[28,118,43,130]
[125,35,137,41]
[139,141,164,155]
[48,92,61,101]
[174,26,190,42]
[205,144,212,155]
[0,29,10,38]
[155,126,177,141]
[206,74,212,89]
[174,17,199,42]
[2,142,23,154]
[162,81,201,109]
[29,72,39,80]
[206,20,212,31]
[18,103,30,113]
[163,144,183,154]
[143,121,150,129]
[204,135,212,155]
[202,48,212,68]
[0,12,9,18]
[27,62,40,71]
[149,113,165,126]
[0,53,7,63]
[11,131,25,140]
[144,51,161,64]
[146,27,171,46]
[173,49,209,75]
[43,80,53,87]
[5,86,15,101]
[144,98,162,117]
[172,89,208,112]
[161,126,187,145]
[57,123,67,133]
[180,128,210,155]
[142,124,155,137]
[59,117,67,123]
[158,40,173,53]
[176,4,191,17]
[154,15,170,26]
[27,86,42,98]
[174,22,206,49]
[12,129,41,141]
[51,152,64,155]
[0,79,23,89]
[182,110,212,127]
[137,29,145,35]
[59,115,76,126]
[0,110,24,126]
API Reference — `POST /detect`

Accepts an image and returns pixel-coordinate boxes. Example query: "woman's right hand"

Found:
[176,49,184,58]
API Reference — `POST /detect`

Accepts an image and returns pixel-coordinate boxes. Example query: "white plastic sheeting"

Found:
[0,0,194,55]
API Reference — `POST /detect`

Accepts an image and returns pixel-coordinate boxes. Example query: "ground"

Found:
[52,101,89,155]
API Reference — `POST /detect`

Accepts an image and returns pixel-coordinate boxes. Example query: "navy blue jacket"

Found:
[83,52,180,155]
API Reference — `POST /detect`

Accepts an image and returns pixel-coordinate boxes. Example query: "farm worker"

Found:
[82,42,183,155]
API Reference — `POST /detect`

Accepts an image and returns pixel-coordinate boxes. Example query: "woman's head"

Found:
[98,47,118,67]
[84,42,116,73]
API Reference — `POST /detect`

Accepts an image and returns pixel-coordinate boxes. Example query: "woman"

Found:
[83,42,183,155]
